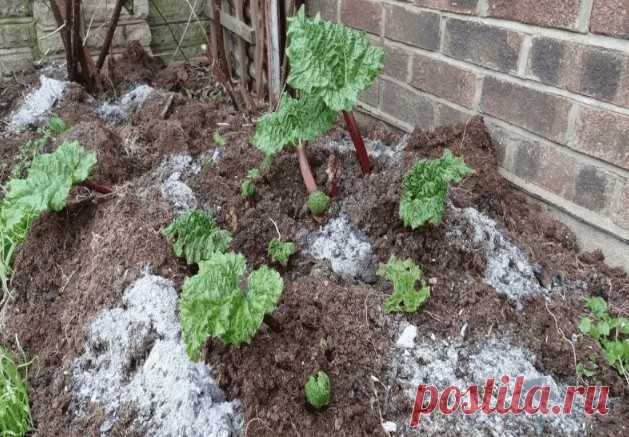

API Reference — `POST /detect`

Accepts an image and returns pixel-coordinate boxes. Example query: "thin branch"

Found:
[97,0,124,69]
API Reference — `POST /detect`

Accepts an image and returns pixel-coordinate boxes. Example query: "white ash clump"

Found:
[305,214,377,282]
[7,75,67,132]
[450,206,544,302]
[391,332,588,436]
[72,274,242,436]
[326,135,407,166]
[156,154,201,213]
[98,85,156,121]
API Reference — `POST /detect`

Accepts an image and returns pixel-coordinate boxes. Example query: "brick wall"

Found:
[310,0,629,266]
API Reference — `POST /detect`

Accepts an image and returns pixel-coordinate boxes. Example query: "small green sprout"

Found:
[307,191,330,216]
[213,130,226,146]
[305,370,330,409]
[377,256,430,313]
[0,347,31,436]
[241,180,256,198]
[268,239,296,266]
[579,297,629,379]
[241,168,262,199]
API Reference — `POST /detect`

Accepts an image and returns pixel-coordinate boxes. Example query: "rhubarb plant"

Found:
[579,297,629,380]
[241,168,261,199]
[1,141,96,297]
[378,256,430,313]
[400,150,473,229]
[162,210,232,265]
[179,252,283,359]
[307,191,331,216]
[251,6,383,195]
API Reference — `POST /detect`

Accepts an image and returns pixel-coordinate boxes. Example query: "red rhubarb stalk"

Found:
[82,179,113,194]
[342,111,371,175]
[297,142,318,194]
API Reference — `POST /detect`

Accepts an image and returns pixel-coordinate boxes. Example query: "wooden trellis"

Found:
[207,0,286,104]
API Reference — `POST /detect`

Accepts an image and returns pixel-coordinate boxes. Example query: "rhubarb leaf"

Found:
[251,93,337,158]
[287,6,383,112]
[399,150,473,229]
[179,252,283,359]
[162,210,232,265]
[378,256,430,313]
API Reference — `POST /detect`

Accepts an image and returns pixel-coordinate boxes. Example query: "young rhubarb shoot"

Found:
[305,370,331,409]
[308,191,331,216]
[241,168,261,199]
[268,239,296,266]
[162,210,232,265]
[179,252,283,359]
[400,150,473,229]
[378,256,430,313]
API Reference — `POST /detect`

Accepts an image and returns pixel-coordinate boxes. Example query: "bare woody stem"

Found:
[342,110,372,175]
[296,142,318,194]
[97,0,124,70]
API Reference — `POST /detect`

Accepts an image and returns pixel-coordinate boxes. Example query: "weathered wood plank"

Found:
[219,10,254,43]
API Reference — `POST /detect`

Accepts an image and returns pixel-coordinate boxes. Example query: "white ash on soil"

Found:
[326,135,407,166]
[390,330,588,436]
[451,206,545,302]
[304,214,378,282]
[97,85,156,122]
[72,274,242,436]
[148,154,200,213]
[6,75,67,132]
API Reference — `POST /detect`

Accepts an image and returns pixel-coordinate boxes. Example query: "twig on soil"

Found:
[455,117,472,153]
[268,217,282,240]
[544,300,579,381]
[160,93,175,119]
[245,417,273,436]
[424,310,443,323]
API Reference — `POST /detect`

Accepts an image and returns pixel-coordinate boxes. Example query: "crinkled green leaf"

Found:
[287,7,383,112]
[399,150,473,229]
[268,239,296,266]
[378,256,430,313]
[1,141,95,281]
[305,371,330,409]
[252,93,337,157]
[4,141,96,215]
[586,297,608,319]
[179,252,283,359]
[162,210,232,265]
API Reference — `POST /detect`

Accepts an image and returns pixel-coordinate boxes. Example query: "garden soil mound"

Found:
[1,58,628,436]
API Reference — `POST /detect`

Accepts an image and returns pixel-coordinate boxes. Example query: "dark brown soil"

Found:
[1,59,627,436]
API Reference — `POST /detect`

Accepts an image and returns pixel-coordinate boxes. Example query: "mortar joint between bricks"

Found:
[477,0,489,17]
[577,0,595,33]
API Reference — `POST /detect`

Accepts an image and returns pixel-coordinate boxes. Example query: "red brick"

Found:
[486,0,583,31]
[410,54,477,107]
[591,0,629,40]
[436,103,473,126]
[307,0,338,22]
[572,105,629,170]
[359,78,380,107]
[414,0,479,14]
[384,3,441,51]
[527,37,629,108]
[443,18,523,73]
[488,122,577,199]
[340,0,382,34]
[573,165,616,213]
[480,77,572,143]
[384,44,410,82]
[380,79,435,127]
